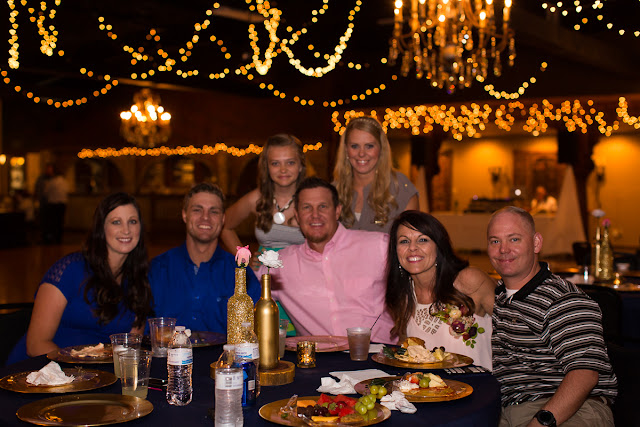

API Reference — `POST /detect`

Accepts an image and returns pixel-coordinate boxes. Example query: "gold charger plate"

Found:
[354,376,473,403]
[285,336,349,352]
[371,352,473,369]
[48,344,113,364]
[259,395,391,426]
[190,330,226,347]
[17,393,153,426]
[0,367,116,393]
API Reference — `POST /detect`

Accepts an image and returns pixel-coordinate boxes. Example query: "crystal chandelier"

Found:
[388,0,515,93]
[119,89,172,148]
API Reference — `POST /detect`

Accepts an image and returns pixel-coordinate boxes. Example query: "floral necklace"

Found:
[411,278,485,348]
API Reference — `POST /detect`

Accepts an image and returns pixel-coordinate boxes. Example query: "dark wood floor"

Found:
[0,229,578,305]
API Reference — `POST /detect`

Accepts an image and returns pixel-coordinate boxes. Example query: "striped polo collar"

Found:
[496,262,552,301]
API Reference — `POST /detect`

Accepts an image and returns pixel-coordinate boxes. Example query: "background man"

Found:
[487,206,616,427]
[150,182,260,333]
[530,185,557,214]
[259,177,395,344]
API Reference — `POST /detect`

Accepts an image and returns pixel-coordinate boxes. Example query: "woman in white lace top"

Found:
[385,211,496,370]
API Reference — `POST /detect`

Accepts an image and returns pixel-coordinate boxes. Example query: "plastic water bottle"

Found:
[215,344,236,370]
[166,326,193,406]
[215,365,243,427]
[233,322,259,407]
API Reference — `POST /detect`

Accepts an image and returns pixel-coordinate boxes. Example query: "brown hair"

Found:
[256,134,306,232]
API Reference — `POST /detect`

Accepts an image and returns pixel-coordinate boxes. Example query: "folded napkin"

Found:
[380,391,417,413]
[317,369,390,395]
[26,361,75,386]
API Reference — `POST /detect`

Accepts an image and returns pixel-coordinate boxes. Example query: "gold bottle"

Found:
[254,274,280,370]
[599,226,614,282]
[227,268,254,344]
[592,226,602,279]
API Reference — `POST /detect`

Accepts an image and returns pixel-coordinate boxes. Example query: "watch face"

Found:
[536,410,555,426]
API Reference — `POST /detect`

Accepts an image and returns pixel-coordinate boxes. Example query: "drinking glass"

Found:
[109,333,142,378]
[346,327,371,361]
[119,349,152,399]
[147,317,176,357]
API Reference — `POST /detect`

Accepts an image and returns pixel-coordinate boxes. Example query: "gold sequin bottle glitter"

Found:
[228,246,255,344]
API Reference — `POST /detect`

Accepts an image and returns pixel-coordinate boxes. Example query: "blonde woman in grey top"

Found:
[334,116,419,233]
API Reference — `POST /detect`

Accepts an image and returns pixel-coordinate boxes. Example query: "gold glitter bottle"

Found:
[227,268,254,344]
[254,274,279,370]
[598,225,614,281]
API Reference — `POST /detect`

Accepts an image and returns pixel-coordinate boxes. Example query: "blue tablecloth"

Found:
[0,345,501,426]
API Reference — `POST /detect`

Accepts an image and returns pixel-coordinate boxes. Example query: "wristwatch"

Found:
[534,410,557,427]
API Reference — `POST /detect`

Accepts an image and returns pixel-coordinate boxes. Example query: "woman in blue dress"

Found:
[8,192,153,363]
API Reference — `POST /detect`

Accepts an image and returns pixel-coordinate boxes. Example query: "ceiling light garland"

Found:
[333,96,634,140]
[541,1,640,37]
[484,62,548,99]
[77,141,323,159]
[0,67,118,107]
[4,0,384,109]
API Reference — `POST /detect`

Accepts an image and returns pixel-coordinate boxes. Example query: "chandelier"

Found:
[388,0,515,93]
[119,89,172,148]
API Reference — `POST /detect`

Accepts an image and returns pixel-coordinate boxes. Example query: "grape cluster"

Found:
[296,404,329,417]
[354,385,388,421]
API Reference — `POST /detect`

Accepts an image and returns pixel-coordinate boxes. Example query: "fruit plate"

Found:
[371,352,473,369]
[0,368,116,394]
[259,396,391,426]
[354,376,473,403]
[285,336,349,352]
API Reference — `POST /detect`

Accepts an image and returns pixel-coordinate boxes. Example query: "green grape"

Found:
[369,385,380,395]
[355,402,367,415]
[378,385,387,397]
[419,377,430,388]
[366,400,375,410]
[367,409,378,420]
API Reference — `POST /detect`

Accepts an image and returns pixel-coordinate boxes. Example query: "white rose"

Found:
[449,308,462,319]
[258,250,283,269]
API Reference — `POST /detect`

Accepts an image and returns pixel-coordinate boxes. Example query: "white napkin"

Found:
[317,369,390,395]
[380,391,418,413]
[26,361,75,386]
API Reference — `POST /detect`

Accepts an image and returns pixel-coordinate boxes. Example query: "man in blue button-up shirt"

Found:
[149,182,260,333]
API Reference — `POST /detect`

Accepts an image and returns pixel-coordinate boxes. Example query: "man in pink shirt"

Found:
[258,177,396,344]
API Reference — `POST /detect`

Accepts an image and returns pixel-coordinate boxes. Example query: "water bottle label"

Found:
[167,348,193,365]
[247,379,256,391]
[235,343,259,360]
[215,371,243,390]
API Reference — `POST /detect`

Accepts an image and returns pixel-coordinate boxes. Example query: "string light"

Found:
[541,1,640,37]
[333,96,634,139]
[484,62,548,100]
[77,141,323,159]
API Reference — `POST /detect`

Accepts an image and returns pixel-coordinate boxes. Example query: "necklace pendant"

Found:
[273,211,286,225]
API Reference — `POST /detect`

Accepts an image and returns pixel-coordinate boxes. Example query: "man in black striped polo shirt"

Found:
[487,207,616,427]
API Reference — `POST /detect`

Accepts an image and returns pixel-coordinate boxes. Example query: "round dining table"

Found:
[0,344,501,426]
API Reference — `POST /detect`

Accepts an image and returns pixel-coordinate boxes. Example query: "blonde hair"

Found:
[256,134,306,232]
[333,116,397,228]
